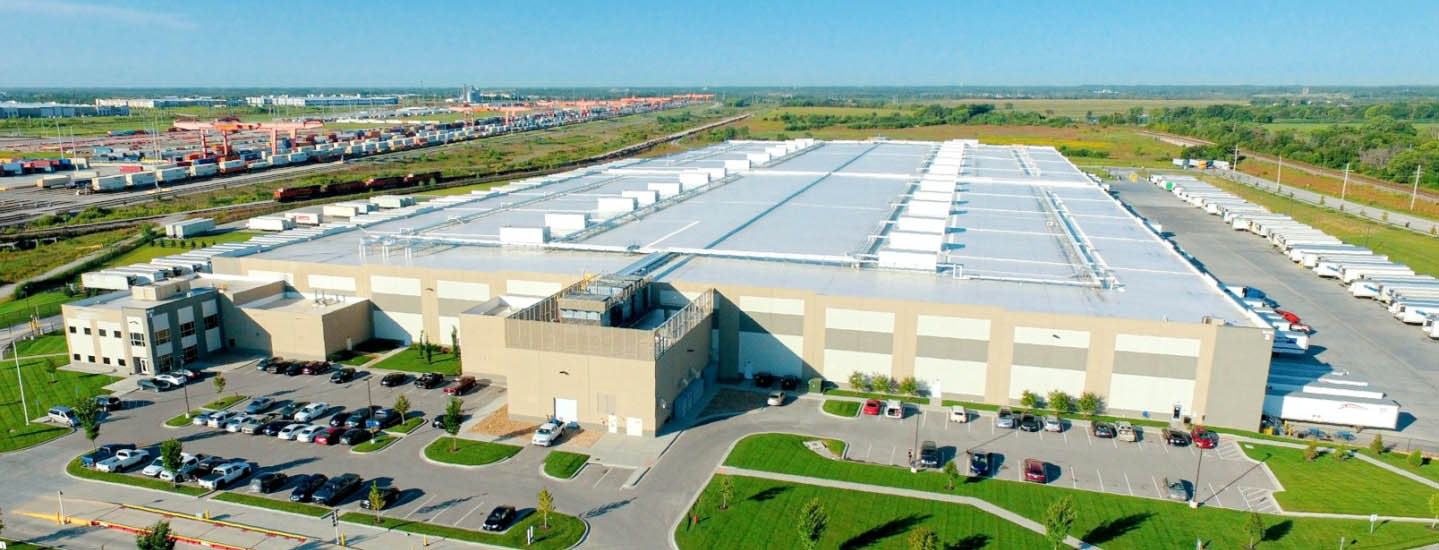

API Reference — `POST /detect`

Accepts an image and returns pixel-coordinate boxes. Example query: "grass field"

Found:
[821,400,860,417]
[1,347,116,452]
[1205,176,1439,277]
[371,348,460,376]
[1262,122,1439,135]
[424,437,522,466]
[385,416,424,435]
[340,508,584,550]
[0,228,135,285]
[822,389,929,405]
[1364,450,1439,483]
[676,474,1051,550]
[721,434,1439,550]
[939,98,1247,119]
[1234,158,1439,220]
[65,456,209,496]
[213,492,328,517]
[96,231,258,271]
[1239,443,1435,516]
[0,289,76,329]
[543,451,590,479]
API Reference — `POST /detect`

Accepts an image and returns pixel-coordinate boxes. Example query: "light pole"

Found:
[58,489,66,525]
[12,340,29,425]
[1191,441,1204,509]
[182,381,193,419]
[366,378,373,411]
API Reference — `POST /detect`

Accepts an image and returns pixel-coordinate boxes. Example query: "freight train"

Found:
[272,171,441,202]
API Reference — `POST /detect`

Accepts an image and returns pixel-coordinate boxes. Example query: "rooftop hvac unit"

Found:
[912,190,952,203]
[745,152,771,164]
[499,226,549,245]
[678,172,709,189]
[597,197,637,213]
[621,190,659,207]
[648,182,681,198]
[906,200,951,218]
[544,213,589,232]
[723,159,751,171]
[877,250,938,271]
[895,216,946,233]
[886,231,943,252]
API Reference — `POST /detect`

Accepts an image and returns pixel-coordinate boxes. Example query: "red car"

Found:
[861,399,882,416]
[314,427,345,446]
[1023,458,1046,483]
[445,376,476,395]
[1191,427,1219,449]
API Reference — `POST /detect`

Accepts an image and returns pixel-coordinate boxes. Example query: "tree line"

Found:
[769,103,1076,132]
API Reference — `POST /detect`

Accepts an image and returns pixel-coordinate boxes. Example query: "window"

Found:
[102,357,111,365]
[130,332,146,347]
[72,353,80,361]
[179,321,195,338]
[156,355,172,371]
[83,327,91,335]
[97,329,106,337]
[153,329,170,345]
[114,330,123,339]
[87,355,95,363]
[183,346,198,363]
[69,326,76,334]
[117,359,126,367]
[203,314,219,330]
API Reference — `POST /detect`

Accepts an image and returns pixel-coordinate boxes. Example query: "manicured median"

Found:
[820,399,860,417]
[723,434,1439,550]
[164,411,204,427]
[371,348,460,376]
[823,389,928,405]
[341,510,584,550]
[213,492,328,517]
[424,437,522,466]
[203,395,247,410]
[386,416,424,435]
[543,451,590,479]
[677,474,1050,550]
[353,434,398,453]
[1241,442,1435,516]
[66,457,208,496]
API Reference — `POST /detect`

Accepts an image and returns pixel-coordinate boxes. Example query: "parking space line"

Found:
[1096,469,1104,491]
[454,501,485,526]
[1123,472,1134,496]
[1062,432,1069,445]
[1151,476,1163,498]
[592,468,612,489]
[1207,483,1222,508]
[966,420,972,433]
[429,501,459,524]
[889,447,896,466]
[1084,430,1091,446]
[1071,466,1078,488]
[404,495,437,520]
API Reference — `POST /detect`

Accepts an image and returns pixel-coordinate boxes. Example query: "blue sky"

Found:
[2,0,1436,87]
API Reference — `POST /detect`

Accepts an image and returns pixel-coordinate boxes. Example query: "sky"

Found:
[2,0,1437,88]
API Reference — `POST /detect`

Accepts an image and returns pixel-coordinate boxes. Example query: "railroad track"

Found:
[1,112,750,242]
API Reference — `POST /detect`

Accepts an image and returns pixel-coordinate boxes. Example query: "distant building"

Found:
[245,95,399,108]
[0,101,129,119]
[95,97,231,109]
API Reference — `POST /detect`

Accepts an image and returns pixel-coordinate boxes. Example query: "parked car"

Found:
[995,408,1016,429]
[1162,429,1191,447]
[445,376,477,395]
[138,378,175,392]
[340,428,371,445]
[1019,414,1041,432]
[278,401,307,419]
[258,356,279,371]
[1191,427,1219,449]
[192,455,227,477]
[81,443,137,468]
[766,391,784,407]
[94,395,123,412]
[314,427,345,446]
[1301,428,1332,441]
[260,420,291,436]
[359,485,399,510]
[161,454,209,483]
[343,408,377,428]
[250,472,288,493]
[432,415,452,430]
[264,361,289,374]
[178,367,203,381]
[949,406,969,423]
[380,372,408,387]
[198,461,251,490]
[1092,421,1117,438]
[1043,415,1063,432]
[277,423,308,440]
[968,451,990,476]
[290,474,328,502]
[146,453,196,476]
[47,406,78,426]
[191,412,212,426]
[1116,421,1138,442]
[1023,458,1046,483]
[224,414,253,433]
[330,368,357,384]
[313,473,362,505]
[296,425,325,443]
[862,399,882,416]
[96,449,150,472]
[244,398,275,414]
[207,411,239,429]
[301,362,330,375]
[753,372,774,388]
[918,440,940,468]
[366,408,401,431]
[1164,477,1188,501]
[284,362,306,376]
[883,400,904,419]
[483,505,517,531]
[532,421,566,446]
[415,372,445,389]
[779,375,800,391]
[155,373,188,387]
[294,403,330,422]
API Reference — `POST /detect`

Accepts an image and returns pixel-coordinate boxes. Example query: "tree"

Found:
[1370,433,1386,455]
[1042,496,1075,550]
[796,497,827,550]
[871,374,892,394]
[368,482,384,523]
[1077,392,1103,415]
[136,519,175,550]
[451,326,460,359]
[43,357,58,383]
[1335,443,1353,461]
[443,397,463,451]
[423,330,433,364]
[898,376,919,396]
[1430,491,1439,529]
[160,439,183,487]
[907,528,939,550]
[212,372,227,396]
[1021,390,1042,410]
[73,393,102,449]
[1304,441,1319,462]
[393,394,411,421]
[848,371,868,391]
[1047,390,1074,413]
[942,460,960,490]
[1407,448,1424,467]
[719,476,734,510]
[537,487,555,529]
[1244,511,1265,549]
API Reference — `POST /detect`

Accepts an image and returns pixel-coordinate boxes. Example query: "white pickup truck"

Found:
[197,461,251,490]
[96,449,150,473]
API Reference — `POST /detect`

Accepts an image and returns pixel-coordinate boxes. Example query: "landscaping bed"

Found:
[66,457,208,496]
[820,400,860,417]
[202,395,247,410]
[213,492,328,517]
[543,451,590,479]
[424,437,522,466]
[822,389,928,405]
[386,416,425,435]
[371,348,460,376]
[353,434,398,453]
[164,411,204,427]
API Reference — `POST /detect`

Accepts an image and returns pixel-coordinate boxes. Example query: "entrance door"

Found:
[625,417,643,437]
[554,398,578,424]
[607,414,618,434]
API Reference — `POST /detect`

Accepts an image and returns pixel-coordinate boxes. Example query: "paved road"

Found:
[1111,173,1439,443]
[1206,167,1439,235]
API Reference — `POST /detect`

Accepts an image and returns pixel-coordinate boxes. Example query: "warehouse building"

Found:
[95,97,231,109]
[0,101,129,119]
[245,95,399,108]
[64,139,1274,436]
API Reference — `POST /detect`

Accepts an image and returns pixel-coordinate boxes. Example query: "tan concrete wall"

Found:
[1197,324,1274,430]
[320,300,374,359]
[654,316,713,425]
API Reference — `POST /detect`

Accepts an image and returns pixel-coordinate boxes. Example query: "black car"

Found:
[482,505,516,532]
[313,473,362,506]
[260,420,291,437]
[1091,421,1117,439]
[343,408,376,428]
[753,372,774,388]
[432,415,448,430]
[415,372,445,389]
[278,401,307,419]
[180,366,204,380]
[918,440,940,468]
[249,472,288,493]
[284,362,306,376]
[359,485,399,510]
[194,455,228,476]
[366,408,401,430]
[330,368,357,384]
[264,361,290,374]
[1163,429,1192,447]
[81,443,137,468]
[339,428,371,445]
[1019,414,1041,432]
[301,362,330,375]
[138,378,175,392]
[379,372,408,387]
[968,451,990,476]
[94,395,123,412]
[329,409,351,427]
[289,474,329,503]
[779,375,800,391]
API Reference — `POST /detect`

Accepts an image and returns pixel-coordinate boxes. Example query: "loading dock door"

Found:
[554,398,578,424]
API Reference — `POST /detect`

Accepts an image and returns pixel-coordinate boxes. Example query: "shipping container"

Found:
[91,175,126,192]
[118,165,143,174]
[189,163,219,177]
[247,216,294,232]
[164,218,214,239]
[35,174,71,189]
[125,171,157,187]
[156,167,188,183]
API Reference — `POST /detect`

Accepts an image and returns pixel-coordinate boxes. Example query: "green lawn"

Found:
[823,389,929,405]
[340,353,376,366]
[544,451,590,479]
[371,348,461,376]
[1240,443,1435,516]
[677,474,1051,550]
[424,437,522,466]
[13,334,68,357]
[97,231,258,271]
[202,395,247,410]
[386,416,425,435]
[0,539,53,550]
[1364,450,1439,483]
[340,509,584,550]
[164,411,204,427]
[213,492,329,517]
[353,433,398,453]
[821,399,860,417]
[66,457,208,496]
[2,355,117,452]
[0,290,75,329]
[723,434,1439,550]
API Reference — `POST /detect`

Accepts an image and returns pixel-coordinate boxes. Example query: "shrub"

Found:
[898,376,919,396]
[1077,392,1103,415]
[871,374,893,394]
[1407,448,1424,467]
[1020,390,1042,410]
[1370,433,1386,455]
[847,371,868,391]
[1304,441,1319,462]
[1047,390,1074,413]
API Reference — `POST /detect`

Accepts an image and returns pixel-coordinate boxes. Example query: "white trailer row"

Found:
[1149,174,1438,340]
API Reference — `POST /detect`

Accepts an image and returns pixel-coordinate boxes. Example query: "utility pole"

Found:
[12,340,29,424]
[1191,444,1204,509]
[1341,162,1350,201]
[1277,155,1283,189]
[182,381,192,419]
[1232,144,1239,170]
[1411,164,1423,211]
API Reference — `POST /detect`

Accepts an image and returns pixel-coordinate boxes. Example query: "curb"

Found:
[418,440,516,470]
[65,466,210,500]
[351,436,400,455]
[538,460,590,482]
[816,399,859,420]
[205,495,328,520]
